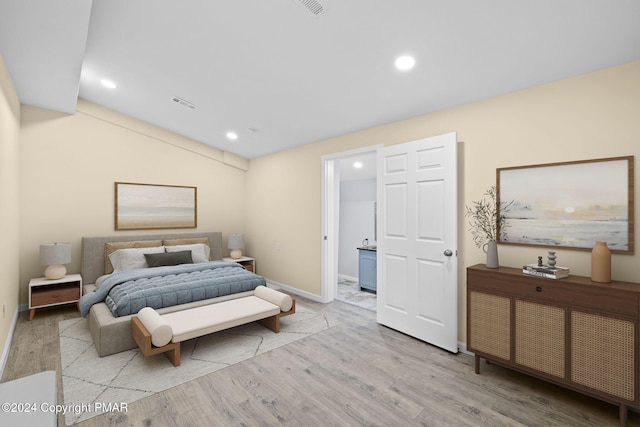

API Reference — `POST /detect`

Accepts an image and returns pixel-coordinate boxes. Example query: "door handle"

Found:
[444,249,453,257]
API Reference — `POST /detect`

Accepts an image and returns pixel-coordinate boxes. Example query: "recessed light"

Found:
[353,161,363,169]
[100,79,117,89]
[395,55,416,71]
[226,131,238,140]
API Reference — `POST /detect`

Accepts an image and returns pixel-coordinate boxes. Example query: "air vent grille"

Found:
[294,0,325,16]
[171,96,197,110]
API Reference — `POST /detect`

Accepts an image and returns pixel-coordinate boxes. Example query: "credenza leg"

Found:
[474,354,480,374]
[619,404,627,427]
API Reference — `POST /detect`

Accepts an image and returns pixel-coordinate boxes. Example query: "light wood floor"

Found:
[3,298,639,426]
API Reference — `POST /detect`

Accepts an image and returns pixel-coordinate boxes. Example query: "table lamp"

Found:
[40,242,71,280]
[228,234,244,259]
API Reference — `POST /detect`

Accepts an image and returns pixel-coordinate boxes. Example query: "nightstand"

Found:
[223,256,255,273]
[28,274,82,320]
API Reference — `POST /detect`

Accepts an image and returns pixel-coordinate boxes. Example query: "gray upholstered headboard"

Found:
[81,231,223,285]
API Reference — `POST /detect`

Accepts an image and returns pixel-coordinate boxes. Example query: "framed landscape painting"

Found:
[497,156,634,254]
[115,182,197,230]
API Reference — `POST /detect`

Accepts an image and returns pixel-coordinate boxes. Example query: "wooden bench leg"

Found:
[165,344,181,367]
[258,315,281,333]
[258,299,296,333]
[131,316,182,367]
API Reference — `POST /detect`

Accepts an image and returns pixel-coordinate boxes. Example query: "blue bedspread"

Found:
[79,261,265,317]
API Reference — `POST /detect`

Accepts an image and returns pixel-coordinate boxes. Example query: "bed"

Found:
[80,231,265,357]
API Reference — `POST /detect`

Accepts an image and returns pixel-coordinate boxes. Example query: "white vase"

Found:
[482,240,499,268]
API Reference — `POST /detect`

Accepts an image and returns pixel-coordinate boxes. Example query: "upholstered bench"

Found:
[131,286,295,366]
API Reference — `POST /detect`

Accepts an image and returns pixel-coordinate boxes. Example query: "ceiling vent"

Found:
[293,0,326,16]
[171,96,197,110]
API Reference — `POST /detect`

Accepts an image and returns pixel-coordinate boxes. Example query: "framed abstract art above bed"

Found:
[114,182,197,230]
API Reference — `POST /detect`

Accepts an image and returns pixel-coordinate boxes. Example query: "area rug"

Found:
[59,304,338,425]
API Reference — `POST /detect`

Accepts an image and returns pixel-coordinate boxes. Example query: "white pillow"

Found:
[165,243,210,263]
[108,246,165,273]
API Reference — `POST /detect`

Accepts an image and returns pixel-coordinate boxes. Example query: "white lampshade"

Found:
[228,234,244,259]
[40,242,71,280]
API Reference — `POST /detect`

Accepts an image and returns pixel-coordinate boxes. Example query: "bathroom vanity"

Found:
[357,246,377,293]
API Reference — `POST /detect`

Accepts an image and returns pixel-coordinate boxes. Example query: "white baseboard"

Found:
[265,279,324,303]
[0,306,20,379]
[457,342,473,356]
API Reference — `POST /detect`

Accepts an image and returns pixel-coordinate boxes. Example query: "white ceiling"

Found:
[339,152,377,181]
[1,0,639,159]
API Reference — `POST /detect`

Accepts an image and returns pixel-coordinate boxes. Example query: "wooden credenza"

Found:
[467,264,640,426]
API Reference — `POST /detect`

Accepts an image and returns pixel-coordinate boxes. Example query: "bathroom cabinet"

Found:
[358,247,377,293]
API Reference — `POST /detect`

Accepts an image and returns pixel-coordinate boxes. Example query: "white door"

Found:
[376,132,458,353]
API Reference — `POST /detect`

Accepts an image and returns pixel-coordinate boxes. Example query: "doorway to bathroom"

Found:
[321,146,380,311]
[323,133,458,352]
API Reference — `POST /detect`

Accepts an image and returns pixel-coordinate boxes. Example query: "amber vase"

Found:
[591,241,611,283]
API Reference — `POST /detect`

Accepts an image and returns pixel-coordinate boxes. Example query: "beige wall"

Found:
[0,53,21,362]
[246,60,640,343]
[7,58,640,350]
[18,99,249,303]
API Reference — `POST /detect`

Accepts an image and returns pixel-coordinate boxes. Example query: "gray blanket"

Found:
[79,261,265,317]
